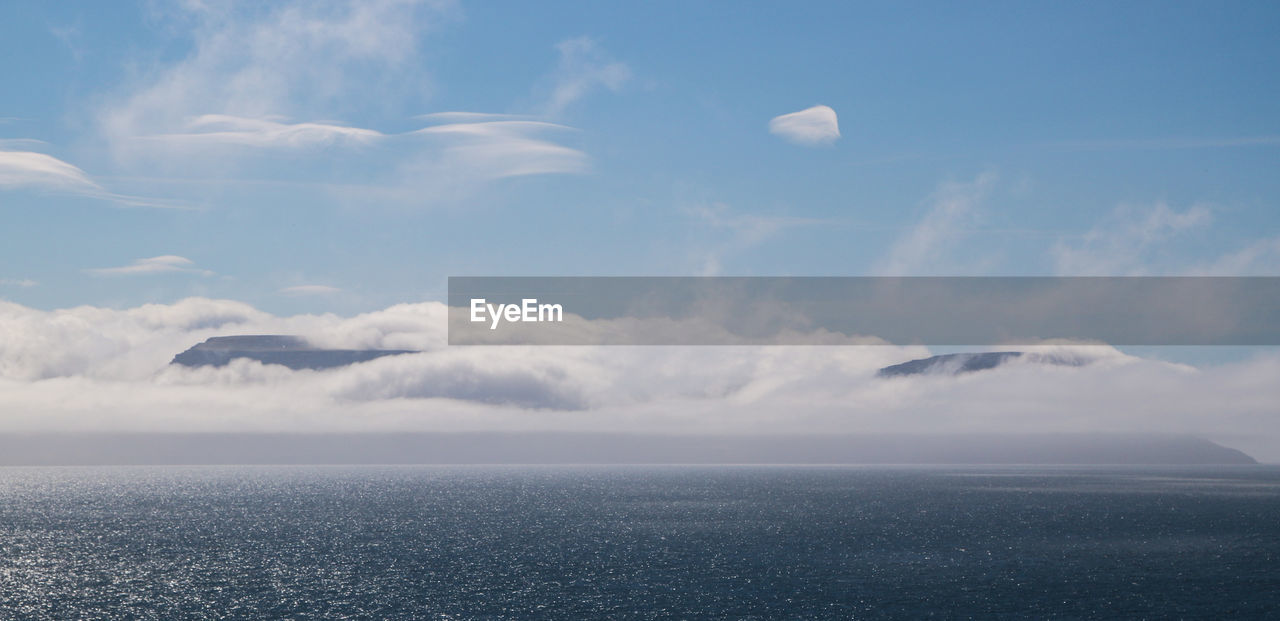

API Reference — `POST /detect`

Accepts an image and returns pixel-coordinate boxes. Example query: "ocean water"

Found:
[1,466,1278,619]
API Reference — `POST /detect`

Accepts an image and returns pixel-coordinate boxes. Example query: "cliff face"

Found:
[171,335,416,370]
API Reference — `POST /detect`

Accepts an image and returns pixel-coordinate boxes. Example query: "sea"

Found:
[1,465,1278,619]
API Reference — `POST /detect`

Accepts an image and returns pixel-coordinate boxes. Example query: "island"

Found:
[877,351,1088,378]
[171,335,417,370]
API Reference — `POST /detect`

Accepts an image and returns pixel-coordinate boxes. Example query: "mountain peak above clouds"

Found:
[171,335,416,371]
[876,351,1091,378]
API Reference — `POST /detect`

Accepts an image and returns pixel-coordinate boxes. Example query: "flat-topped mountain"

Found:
[171,335,416,370]
[877,351,1088,378]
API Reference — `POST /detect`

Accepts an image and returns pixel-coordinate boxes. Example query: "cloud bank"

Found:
[1,297,1277,460]
[769,105,840,146]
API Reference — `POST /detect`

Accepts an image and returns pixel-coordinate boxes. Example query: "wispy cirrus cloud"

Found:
[133,114,587,182]
[685,202,827,276]
[769,105,840,146]
[874,172,997,275]
[95,2,603,202]
[142,115,384,149]
[415,112,533,124]
[0,150,182,208]
[86,255,215,277]
[540,37,630,116]
[0,278,37,288]
[411,120,587,178]
[101,0,451,148]
[1052,202,1213,276]
[1191,235,1280,276]
[0,138,49,150]
[1050,135,1280,151]
[1052,202,1280,277]
[0,150,100,193]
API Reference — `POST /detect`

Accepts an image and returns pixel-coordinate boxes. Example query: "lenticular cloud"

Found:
[769,105,841,146]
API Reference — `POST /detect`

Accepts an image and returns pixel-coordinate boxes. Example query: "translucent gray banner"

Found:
[447,277,1280,346]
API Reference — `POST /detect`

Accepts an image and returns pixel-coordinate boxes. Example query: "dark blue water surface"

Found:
[1,465,1278,619]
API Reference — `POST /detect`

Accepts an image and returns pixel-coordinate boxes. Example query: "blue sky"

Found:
[2,0,1279,314]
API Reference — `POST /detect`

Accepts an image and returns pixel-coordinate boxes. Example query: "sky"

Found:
[2,1,1280,459]
[2,0,1278,312]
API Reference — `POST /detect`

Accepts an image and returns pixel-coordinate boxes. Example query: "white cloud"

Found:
[415,112,532,123]
[0,138,50,149]
[410,120,588,178]
[1192,235,1280,276]
[0,150,182,208]
[280,285,342,296]
[0,297,1277,460]
[0,150,101,193]
[769,105,840,146]
[131,114,588,191]
[93,2,594,202]
[1053,203,1213,275]
[684,202,826,276]
[542,37,630,116]
[50,20,86,62]
[1051,202,1280,276]
[86,255,215,277]
[875,172,997,275]
[101,0,451,148]
[142,114,384,149]
[0,279,37,288]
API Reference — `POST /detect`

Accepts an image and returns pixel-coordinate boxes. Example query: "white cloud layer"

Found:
[769,105,841,146]
[1,297,1278,460]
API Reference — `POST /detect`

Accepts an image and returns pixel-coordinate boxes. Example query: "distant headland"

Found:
[171,335,417,371]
